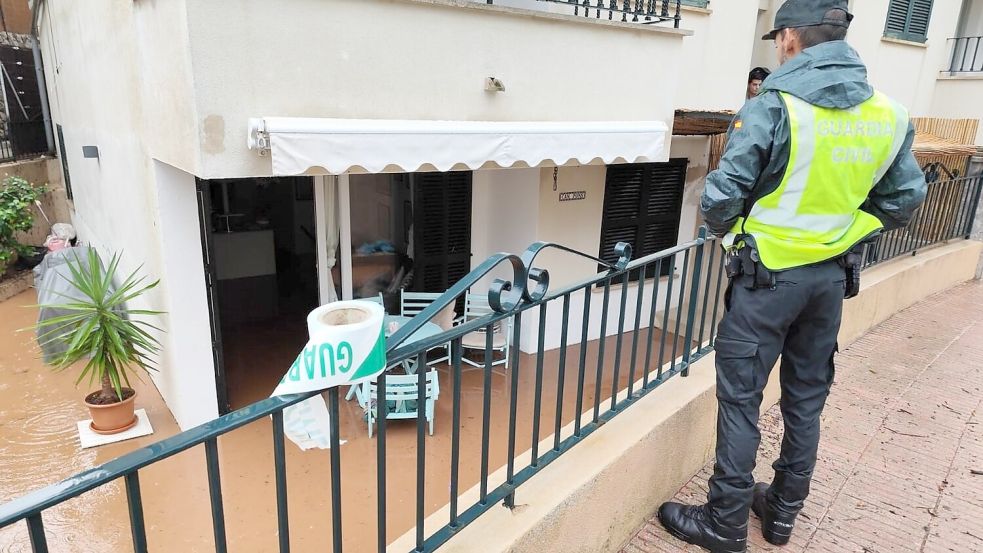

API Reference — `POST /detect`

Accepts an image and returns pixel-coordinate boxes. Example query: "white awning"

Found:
[247,117,668,175]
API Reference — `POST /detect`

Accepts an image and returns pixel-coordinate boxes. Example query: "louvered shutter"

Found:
[907,0,933,39]
[599,159,686,280]
[411,171,473,294]
[884,0,933,42]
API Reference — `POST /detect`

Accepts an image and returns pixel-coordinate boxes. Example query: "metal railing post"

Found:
[681,227,706,377]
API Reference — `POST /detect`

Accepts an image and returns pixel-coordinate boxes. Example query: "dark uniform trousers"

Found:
[707,259,845,529]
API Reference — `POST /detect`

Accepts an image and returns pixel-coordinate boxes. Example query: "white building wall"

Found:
[752,0,980,140]
[674,1,761,112]
[183,0,685,178]
[37,0,216,428]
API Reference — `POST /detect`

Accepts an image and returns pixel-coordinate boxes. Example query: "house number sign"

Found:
[559,191,587,202]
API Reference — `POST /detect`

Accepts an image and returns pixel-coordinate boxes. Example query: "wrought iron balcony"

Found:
[486,0,687,27]
[945,36,983,73]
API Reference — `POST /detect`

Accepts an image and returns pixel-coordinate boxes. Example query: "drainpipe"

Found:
[30,0,55,154]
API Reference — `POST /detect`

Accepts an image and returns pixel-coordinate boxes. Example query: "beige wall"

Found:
[184,0,686,178]
[675,1,761,113]
[931,77,983,144]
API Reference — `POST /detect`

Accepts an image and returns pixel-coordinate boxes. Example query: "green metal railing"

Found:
[863,174,982,268]
[0,229,728,553]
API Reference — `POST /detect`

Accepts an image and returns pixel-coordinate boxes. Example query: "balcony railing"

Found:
[863,173,982,268]
[945,36,983,73]
[0,230,728,553]
[487,0,686,27]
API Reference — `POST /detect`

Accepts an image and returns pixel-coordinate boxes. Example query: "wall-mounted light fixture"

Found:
[81,146,99,159]
[484,77,505,92]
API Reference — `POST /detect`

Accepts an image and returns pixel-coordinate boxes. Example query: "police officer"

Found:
[657,1,927,552]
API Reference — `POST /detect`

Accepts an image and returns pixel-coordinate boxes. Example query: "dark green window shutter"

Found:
[599,159,686,280]
[411,171,472,294]
[884,0,934,43]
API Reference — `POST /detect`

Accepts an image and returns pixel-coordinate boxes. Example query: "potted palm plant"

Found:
[34,248,163,434]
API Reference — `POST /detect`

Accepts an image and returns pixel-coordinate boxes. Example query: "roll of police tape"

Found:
[270,300,386,450]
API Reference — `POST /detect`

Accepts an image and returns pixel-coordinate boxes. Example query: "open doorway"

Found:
[198,177,318,410]
[345,171,473,313]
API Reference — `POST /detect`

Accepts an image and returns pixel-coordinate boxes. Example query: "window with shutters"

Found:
[884,0,934,43]
[411,171,473,295]
[598,159,686,280]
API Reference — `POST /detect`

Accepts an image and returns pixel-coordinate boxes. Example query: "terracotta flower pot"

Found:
[85,388,138,434]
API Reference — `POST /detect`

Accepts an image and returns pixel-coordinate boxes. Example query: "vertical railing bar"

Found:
[967,175,983,238]
[271,411,290,553]
[627,264,646,398]
[479,327,494,504]
[593,278,612,422]
[642,258,662,388]
[204,438,228,553]
[670,249,691,373]
[960,177,977,238]
[573,289,591,437]
[26,514,48,553]
[949,37,960,72]
[328,388,343,553]
[681,229,706,377]
[926,179,942,245]
[921,181,942,248]
[449,340,463,526]
[554,294,572,451]
[961,36,971,72]
[953,178,971,239]
[942,179,967,240]
[944,178,960,241]
[609,271,630,410]
[697,244,716,346]
[957,178,977,238]
[415,352,427,552]
[972,37,981,72]
[656,256,675,380]
[504,312,523,509]
[374,373,386,553]
[124,472,148,553]
[920,181,941,248]
[531,304,547,466]
[673,0,681,28]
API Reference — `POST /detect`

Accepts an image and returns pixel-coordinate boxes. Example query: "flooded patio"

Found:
[0,288,695,552]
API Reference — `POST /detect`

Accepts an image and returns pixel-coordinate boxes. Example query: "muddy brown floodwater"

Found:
[1,287,691,552]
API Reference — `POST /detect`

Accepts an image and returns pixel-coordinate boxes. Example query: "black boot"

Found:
[657,502,747,553]
[751,483,797,545]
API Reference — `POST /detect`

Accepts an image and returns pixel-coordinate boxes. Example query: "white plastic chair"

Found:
[460,293,512,369]
[400,291,457,367]
[366,370,440,437]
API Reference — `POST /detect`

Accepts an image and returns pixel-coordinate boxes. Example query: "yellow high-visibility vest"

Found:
[730,90,909,271]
